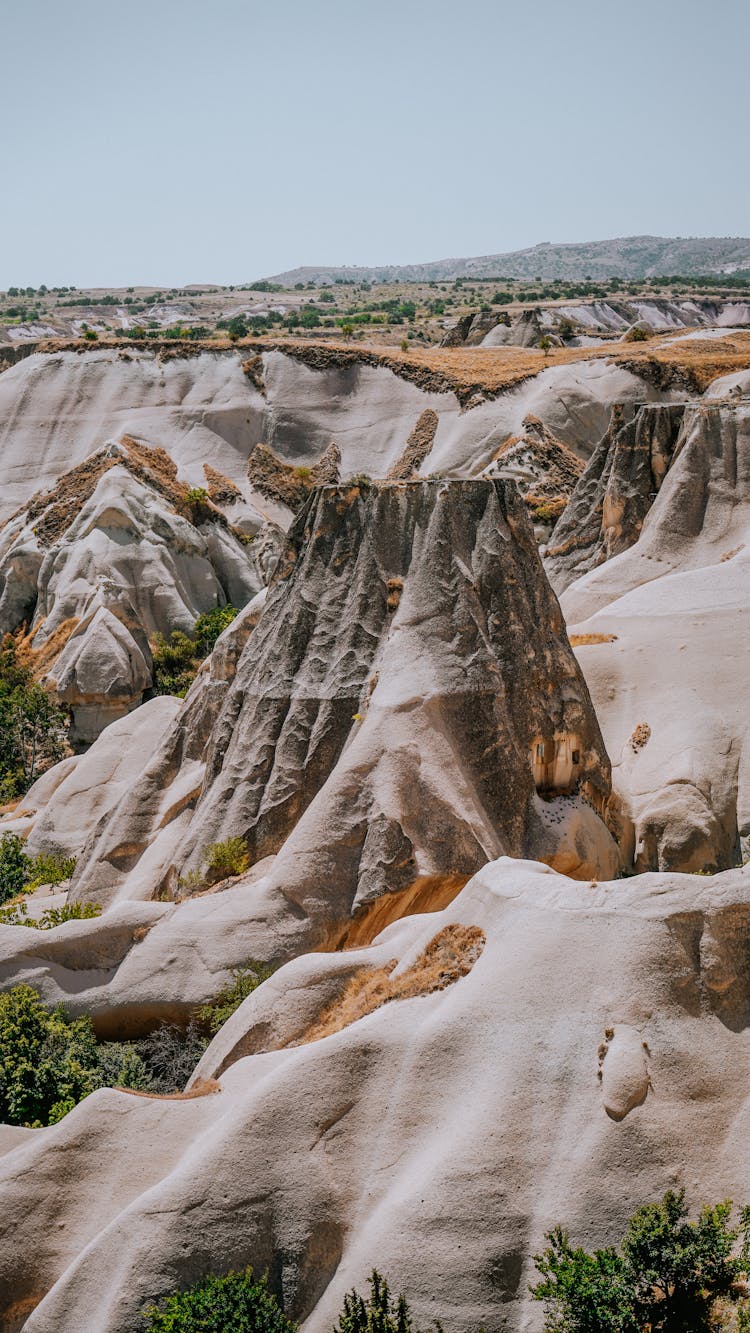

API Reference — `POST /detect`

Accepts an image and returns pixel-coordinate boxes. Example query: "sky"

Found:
[1,0,748,287]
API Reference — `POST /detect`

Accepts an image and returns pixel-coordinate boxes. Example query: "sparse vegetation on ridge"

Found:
[0,833,76,906]
[289,924,485,1047]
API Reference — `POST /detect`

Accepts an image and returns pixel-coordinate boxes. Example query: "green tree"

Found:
[334,1270,418,1333]
[194,605,238,655]
[0,984,147,1126]
[531,1190,750,1333]
[140,1268,296,1333]
[0,637,67,800]
[0,832,32,903]
[622,1191,748,1331]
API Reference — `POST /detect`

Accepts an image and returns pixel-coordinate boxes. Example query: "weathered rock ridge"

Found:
[560,399,750,874]
[70,480,617,918]
[0,438,260,741]
[544,401,687,593]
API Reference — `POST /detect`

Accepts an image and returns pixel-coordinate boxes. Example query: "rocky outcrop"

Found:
[481,414,584,535]
[561,399,750,873]
[8,858,750,1333]
[386,410,439,480]
[0,696,181,859]
[69,480,617,933]
[545,402,687,593]
[247,440,342,511]
[0,441,261,742]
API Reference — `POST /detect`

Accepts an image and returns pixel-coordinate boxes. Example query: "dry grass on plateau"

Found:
[569,632,618,647]
[248,330,750,401]
[291,923,485,1047]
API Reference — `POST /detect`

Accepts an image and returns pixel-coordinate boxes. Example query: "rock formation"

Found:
[544,401,686,593]
[0,438,260,741]
[70,480,617,917]
[480,414,584,536]
[6,858,750,1333]
[3,331,750,1333]
[561,399,750,873]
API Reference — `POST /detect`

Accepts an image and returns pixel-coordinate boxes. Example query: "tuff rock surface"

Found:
[5,859,750,1333]
[562,399,750,873]
[71,479,617,915]
[0,440,260,741]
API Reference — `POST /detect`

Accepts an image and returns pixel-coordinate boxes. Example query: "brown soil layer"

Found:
[1,435,227,546]
[1,331,748,403]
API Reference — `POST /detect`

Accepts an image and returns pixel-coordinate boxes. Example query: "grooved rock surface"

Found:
[545,401,686,593]
[6,858,750,1333]
[0,443,260,740]
[562,400,750,872]
[71,480,617,924]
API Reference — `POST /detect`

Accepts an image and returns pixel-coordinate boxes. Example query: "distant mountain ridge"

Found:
[263,235,750,285]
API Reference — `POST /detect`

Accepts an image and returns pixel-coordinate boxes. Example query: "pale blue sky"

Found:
[1,0,747,287]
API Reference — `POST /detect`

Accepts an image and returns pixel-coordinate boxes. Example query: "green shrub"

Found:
[0,832,32,904]
[26,850,77,889]
[0,900,99,929]
[624,324,650,342]
[0,838,76,907]
[151,630,198,697]
[349,473,373,487]
[531,1189,750,1333]
[152,607,240,696]
[198,965,275,1037]
[140,1268,296,1333]
[186,486,209,506]
[193,605,238,656]
[0,984,147,1126]
[204,835,250,883]
[0,636,67,799]
[334,1271,420,1333]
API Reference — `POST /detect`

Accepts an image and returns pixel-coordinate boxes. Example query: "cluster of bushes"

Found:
[151,605,239,697]
[133,1197,750,1332]
[140,1269,416,1333]
[0,637,67,802]
[532,1189,750,1331]
[0,898,98,929]
[0,831,76,905]
[0,963,273,1126]
[0,984,147,1126]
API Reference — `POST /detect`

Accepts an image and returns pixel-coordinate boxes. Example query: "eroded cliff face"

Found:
[544,401,687,594]
[70,479,616,918]
[0,439,260,742]
[559,399,750,874]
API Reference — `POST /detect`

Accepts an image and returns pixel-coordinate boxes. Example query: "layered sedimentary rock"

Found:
[561,400,750,873]
[71,479,617,917]
[544,401,687,593]
[0,347,668,533]
[6,858,750,1333]
[0,439,260,740]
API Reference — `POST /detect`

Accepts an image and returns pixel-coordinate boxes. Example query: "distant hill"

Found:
[263,236,750,286]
